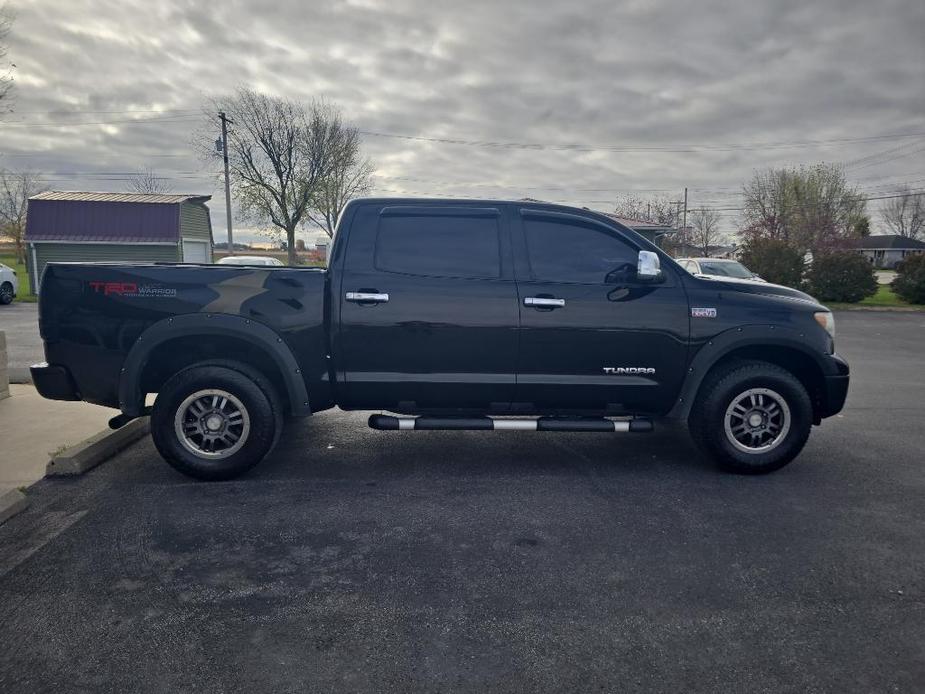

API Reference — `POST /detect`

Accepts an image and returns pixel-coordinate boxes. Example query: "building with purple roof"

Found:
[24,191,213,292]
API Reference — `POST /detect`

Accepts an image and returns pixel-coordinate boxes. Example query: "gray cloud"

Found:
[1,0,923,241]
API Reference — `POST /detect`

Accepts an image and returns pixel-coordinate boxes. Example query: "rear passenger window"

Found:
[523,217,638,284]
[375,214,501,279]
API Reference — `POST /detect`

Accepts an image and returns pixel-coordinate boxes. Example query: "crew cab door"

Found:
[335,204,518,411]
[513,209,689,415]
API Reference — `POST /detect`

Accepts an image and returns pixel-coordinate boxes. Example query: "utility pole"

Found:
[682,187,688,230]
[218,111,234,255]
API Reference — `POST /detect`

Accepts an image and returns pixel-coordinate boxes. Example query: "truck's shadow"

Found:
[118,411,720,487]
[252,411,714,483]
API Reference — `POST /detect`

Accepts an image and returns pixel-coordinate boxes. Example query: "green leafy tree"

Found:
[805,252,878,303]
[742,164,866,252]
[892,254,925,304]
[852,215,871,238]
[738,238,805,288]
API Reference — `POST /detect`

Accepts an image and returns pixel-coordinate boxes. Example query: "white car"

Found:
[0,262,19,305]
[216,255,285,267]
[676,257,765,282]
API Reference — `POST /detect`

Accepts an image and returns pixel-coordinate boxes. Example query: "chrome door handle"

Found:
[346,292,389,303]
[524,296,565,308]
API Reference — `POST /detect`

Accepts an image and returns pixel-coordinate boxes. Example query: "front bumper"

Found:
[819,353,849,418]
[30,362,80,401]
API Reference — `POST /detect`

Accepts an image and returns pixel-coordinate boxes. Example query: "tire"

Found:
[689,359,813,475]
[0,282,13,305]
[151,362,284,480]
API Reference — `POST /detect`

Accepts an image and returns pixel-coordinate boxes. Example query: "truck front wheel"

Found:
[151,363,283,480]
[689,360,813,474]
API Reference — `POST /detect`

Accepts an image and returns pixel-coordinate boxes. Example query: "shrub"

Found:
[738,238,805,288]
[805,251,878,303]
[892,254,925,304]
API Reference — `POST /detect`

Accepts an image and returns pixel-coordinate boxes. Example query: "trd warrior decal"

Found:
[88,281,177,298]
[89,281,137,296]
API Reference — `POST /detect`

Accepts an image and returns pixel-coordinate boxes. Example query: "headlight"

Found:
[814,311,835,344]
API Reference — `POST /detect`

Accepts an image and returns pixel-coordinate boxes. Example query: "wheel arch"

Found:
[670,326,832,424]
[119,313,310,418]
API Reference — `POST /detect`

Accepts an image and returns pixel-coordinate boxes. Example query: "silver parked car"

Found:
[0,262,19,305]
[676,257,765,282]
[216,255,285,267]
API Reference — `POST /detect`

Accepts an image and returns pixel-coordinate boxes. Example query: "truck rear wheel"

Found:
[151,363,283,480]
[0,282,13,305]
[689,360,812,474]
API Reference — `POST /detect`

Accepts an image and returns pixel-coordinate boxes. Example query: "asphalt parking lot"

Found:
[1,311,923,692]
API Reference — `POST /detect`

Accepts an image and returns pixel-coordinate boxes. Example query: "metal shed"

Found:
[24,191,213,293]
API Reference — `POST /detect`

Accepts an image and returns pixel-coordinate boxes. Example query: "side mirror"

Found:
[637,250,661,281]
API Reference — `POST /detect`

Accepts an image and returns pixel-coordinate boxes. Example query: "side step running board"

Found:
[368,415,653,433]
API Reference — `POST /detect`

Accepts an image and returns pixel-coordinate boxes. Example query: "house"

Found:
[853,234,925,269]
[24,192,213,293]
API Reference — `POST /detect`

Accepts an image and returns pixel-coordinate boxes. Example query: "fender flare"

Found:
[667,324,834,420]
[118,313,311,417]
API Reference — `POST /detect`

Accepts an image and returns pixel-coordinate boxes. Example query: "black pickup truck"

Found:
[32,198,848,480]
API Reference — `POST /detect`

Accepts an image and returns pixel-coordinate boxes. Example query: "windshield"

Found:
[698,260,754,279]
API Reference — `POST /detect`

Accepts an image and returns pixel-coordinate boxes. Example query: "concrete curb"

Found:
[0,489,29,525]
[46,417,151,477]
[0,330,9,401]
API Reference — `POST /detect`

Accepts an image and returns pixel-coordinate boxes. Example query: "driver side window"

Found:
[523,218,638,284]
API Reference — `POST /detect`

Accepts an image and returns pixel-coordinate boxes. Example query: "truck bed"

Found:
[38,262,330,410]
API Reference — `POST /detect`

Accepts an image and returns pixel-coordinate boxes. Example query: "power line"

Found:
[844,145,925,172]
[370,187,925,210]
[0,115,200,127]
[9,108,200,115]
[0,152,192,158]
[683,191,925,213]
[11,169,922,201]
[3,111,923,154]
[359,129,925,153]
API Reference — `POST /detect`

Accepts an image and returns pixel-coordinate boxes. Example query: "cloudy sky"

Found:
[1,0,923,244]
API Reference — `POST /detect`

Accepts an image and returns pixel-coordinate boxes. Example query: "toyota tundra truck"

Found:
[31,198,849,480]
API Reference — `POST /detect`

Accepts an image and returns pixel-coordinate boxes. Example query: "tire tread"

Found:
[689,359,812,474]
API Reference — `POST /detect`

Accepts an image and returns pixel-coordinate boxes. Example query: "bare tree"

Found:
[0,170,47,264]
[202,88,351,265]
[306,120,373,237]
[0,5,14,112]
[128,166,173,194]
[612,194,678,227]
[690,207,721,256]
[880,187,925,239]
